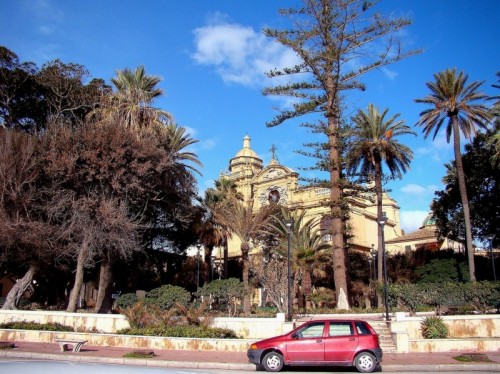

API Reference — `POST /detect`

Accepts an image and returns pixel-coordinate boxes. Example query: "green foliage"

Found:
[421,316,449,339]
[116,293,139,309]
[117,325,238,338]
[416,258,469,283]
[0,321,73,331]
[123,350,155,358]
[461,281,500,313]
[388,283,421,315]
[145,285,191,310]
[197,278,244,312]
[388,281,500,315]
[431,130,500,244]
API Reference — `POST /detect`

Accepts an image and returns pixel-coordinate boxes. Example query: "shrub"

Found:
[421,316,449,339]
[120,300,179,329]
[117,325,238,338]
[0,321,73,331]
[197,278,244,313]
[389,283,421,315]
[145,285,191,310]
[116,293,139,309]
[123,350,155,358]
[462,281,500,313]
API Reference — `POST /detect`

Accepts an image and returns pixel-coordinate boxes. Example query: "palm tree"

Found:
[93,65,172,130]
[268,208,330,310]
[346,104,415,284]
[203,177,243,278]
[415,69,491,282]
[213,197,277,314]
[160,123,202,174]
[415,68,491,281]
[489,72,500,165]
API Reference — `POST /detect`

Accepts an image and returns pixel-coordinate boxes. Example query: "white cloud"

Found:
[200,138,216,150]
[400,210,429,233]
[381,67,398,80]
[400,183,439,198]
[192,14,300,88]
[400,184,426,195]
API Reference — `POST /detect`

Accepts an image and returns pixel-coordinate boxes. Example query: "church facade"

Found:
[220,135,404,258]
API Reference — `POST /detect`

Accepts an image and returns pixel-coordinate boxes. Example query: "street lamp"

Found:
[284,218,294,322]
[370,243,377,282]
[487,235,496,281]
[196,243,201,291]
[378,215,389,321]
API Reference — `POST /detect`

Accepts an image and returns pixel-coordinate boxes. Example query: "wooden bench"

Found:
[55,338,88,352]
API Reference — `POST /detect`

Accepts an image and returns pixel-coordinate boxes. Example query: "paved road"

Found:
[2,360,499,374]
[0,360,222,374]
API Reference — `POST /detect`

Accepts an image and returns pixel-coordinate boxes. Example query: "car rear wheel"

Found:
[354,351,377,373]
[262,351,284,372]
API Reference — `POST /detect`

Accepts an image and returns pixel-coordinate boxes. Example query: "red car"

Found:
[247,319,382,373]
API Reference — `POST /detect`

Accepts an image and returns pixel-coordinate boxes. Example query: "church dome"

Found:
[234,135,259,158]
[229,135,263,172]
[421,213,436,228]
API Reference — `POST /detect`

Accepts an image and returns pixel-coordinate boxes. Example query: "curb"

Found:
[2,350,500,372]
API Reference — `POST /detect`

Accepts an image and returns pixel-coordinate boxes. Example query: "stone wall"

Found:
[390,312,500,353]
[1,310,499,353]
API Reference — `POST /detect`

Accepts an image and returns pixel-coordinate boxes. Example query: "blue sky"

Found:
[1,0,498,233]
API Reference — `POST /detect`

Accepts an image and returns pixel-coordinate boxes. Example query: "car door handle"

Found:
[349,338,355,341]
[316,339,323,343]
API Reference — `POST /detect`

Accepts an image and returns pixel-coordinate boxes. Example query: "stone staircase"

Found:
[369,320,397,353]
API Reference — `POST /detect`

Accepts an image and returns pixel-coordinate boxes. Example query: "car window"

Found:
[297,322,325,338]
[328,322,354,336]
[355,321,371,335]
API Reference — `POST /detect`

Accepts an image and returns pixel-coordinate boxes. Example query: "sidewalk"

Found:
[1,341,500,372]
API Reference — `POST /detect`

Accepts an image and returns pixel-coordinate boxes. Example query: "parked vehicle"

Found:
[247,319,382,373]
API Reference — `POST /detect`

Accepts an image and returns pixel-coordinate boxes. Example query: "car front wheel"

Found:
[354,351,377,373]
[262,351,284,372]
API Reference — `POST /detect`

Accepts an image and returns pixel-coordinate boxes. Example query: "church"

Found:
[219,135,405,258]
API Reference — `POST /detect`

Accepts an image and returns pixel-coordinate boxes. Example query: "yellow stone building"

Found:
[221,135,404,258]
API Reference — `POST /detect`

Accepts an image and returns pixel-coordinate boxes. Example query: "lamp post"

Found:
[378,216,389,321]
[284,219,294,322]
[196,243,201,291]
[370,243,377,282]
[487,235,496,281]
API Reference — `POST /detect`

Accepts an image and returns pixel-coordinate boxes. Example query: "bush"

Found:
[120,300,178,329]
[197,278,244,313]
[117,325,238,338]
[116,293,139,309]
[421,316,449,339]
[0,321,73,331]
[145,285,191,310]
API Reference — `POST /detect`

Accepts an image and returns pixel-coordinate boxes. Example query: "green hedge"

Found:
[117,325,238,338]
[388,281,500,315]
[0,321,73,331]
[144,285,191,310]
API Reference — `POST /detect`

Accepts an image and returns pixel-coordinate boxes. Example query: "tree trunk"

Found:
[223,239,228,279]
[375,158,384,307]
[94,258,114,313]
[66,245,87,312]
[452,117,476,281]
[205,244,214,281]
[241,245,251,314]
[1,265,37,310]
[328,113,349,310]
